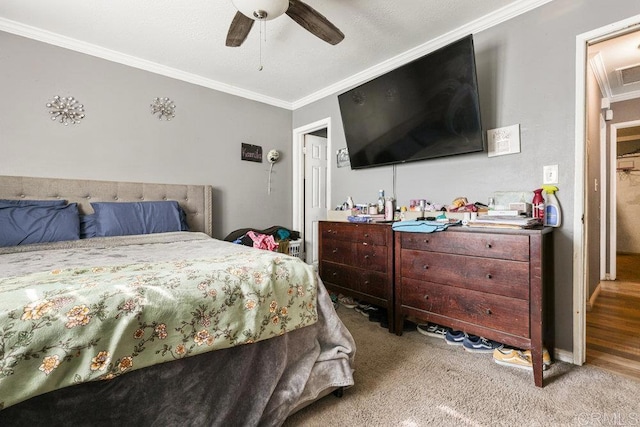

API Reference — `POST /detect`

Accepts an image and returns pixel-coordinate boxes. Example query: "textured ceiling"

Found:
[1,0,554,108]
[590,29,640,102]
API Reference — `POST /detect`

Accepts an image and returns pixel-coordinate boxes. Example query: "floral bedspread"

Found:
[0,232,318,410]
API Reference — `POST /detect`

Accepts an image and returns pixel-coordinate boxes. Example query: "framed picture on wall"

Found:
[337,148,350,168]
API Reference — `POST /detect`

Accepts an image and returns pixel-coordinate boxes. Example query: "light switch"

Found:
[543,165,558,185]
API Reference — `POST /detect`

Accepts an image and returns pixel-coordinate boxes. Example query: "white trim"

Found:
[0,18,293,110]
[292,0,553,109]
[600,114,608,281]
[574,31,588,366]
[554,348,574,365]
[292,118,332,260]
[587,282,602,311]
[0,1,553,111]
[574,13,640,367]
[609,119,640,280]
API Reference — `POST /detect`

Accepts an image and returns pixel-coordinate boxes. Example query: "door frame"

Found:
[292,117,333,260]
[573,14,640,366]
[609,120,640,280]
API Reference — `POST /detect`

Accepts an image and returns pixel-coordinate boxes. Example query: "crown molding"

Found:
[0,18,293,110]
[291,0,553,109]
[1,0,552,111]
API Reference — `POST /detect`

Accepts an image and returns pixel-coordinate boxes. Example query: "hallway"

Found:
[586,253,640,379]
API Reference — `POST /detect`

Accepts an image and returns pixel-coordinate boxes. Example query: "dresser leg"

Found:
[395,312,404,336]
[531,347,544,387]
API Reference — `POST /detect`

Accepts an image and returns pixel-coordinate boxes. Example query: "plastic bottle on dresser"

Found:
[542,185,561,227]
[377,190,385,214]
[346,196,354,210]
[384,197,395,221]
[532,188,545,221]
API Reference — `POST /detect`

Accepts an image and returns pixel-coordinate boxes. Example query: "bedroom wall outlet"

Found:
[543,164,558,184]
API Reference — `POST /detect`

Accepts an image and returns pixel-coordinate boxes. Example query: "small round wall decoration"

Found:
[46,95,85,125]
[150,97,176,121]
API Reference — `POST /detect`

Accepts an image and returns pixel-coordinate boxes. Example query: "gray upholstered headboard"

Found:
[0,176,213,237]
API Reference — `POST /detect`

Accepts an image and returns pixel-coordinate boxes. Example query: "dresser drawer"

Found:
[400,250,529,300]
[320,261,351,288]
[320,222,387,246]
[400,278,530,337]
[321,239,354,265]
[355,244,388,272]
[400,231,529,261]
[357,270,388,299]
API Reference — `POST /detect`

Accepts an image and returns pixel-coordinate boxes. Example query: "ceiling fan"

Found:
[226,0,344,47]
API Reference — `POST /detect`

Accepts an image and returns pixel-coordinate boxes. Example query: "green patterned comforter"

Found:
[0,232,318,410]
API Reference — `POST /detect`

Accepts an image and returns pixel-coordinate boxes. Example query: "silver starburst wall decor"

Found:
[150,97,176,121]
[46,95,85,125]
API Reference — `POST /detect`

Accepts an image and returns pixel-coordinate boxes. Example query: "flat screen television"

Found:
[338,34,484,169]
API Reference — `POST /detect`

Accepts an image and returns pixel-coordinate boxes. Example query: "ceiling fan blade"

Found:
[226,11,255,47]
[286,0,344,45]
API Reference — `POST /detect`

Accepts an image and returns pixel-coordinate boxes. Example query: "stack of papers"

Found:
[468,215,542,229]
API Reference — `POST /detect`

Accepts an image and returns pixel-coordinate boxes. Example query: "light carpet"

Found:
[284,306,640,426]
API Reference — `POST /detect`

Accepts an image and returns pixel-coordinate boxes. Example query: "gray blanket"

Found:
[0,234,355,426]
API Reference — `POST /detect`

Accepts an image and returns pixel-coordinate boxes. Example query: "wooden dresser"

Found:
[394,226,553,387]
[318,221,394,332]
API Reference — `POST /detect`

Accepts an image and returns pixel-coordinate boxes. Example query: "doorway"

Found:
[575,17,640,372]
[292,118,332,267]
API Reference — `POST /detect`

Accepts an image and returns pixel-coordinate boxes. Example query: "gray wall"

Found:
[293,0,640,352]
[0,32,293,239]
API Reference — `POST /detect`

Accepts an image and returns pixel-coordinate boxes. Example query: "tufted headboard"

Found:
[0,176,213,237]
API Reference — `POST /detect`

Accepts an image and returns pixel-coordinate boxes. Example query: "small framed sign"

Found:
[337,147,350,168]
[241,143,263,163]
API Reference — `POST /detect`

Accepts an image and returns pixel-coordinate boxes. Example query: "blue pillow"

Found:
[79,214,97,239]
[0,203,80,247]
[90,201,189,237]
[0,199,67,207]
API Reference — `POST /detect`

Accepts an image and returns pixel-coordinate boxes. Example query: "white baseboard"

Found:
[554,348,575,364]
[587,282,602,312]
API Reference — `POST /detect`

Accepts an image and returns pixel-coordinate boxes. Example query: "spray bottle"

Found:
[532,188,545,221]
[542,185,561,227]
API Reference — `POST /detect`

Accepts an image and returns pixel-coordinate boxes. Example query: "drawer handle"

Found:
[486,243,492,249]
[364,255,370,259]
[485,308,492,315]
[364,233,369,237]
[332,248,338,254]
[423,239,429,243]
[423,265,429,270]
[423,295,429,300]
[486,274,492,279]
[364,280,370,285]
[332,272,337,277]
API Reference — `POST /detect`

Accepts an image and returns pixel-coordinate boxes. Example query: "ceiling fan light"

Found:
[231,0,289,21]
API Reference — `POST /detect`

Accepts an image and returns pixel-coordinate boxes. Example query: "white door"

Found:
[303,134,328,266]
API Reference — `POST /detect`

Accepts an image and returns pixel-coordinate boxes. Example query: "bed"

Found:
[0,175,355,426]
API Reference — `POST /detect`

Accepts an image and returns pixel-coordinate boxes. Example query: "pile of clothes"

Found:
[224,226,300,252]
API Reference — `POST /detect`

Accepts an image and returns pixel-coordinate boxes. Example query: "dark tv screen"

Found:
[338,35,484,169]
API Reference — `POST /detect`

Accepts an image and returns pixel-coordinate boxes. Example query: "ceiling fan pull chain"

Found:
[258,19,265,71]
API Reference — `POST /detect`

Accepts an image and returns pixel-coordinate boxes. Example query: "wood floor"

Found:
[587,254,640,379]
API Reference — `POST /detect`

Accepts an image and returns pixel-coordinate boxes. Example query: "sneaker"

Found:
[337,294,357,309]
[444,330,467,346]
[493,347,532,370]
[367,307,386,322]
[462,336,502,353]
[354,303,374,317]
[523,348,552,368]
[416,323,450,339]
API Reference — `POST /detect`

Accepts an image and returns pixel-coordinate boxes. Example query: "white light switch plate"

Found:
[543,164,558,184]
